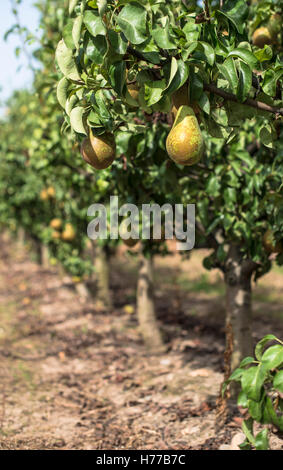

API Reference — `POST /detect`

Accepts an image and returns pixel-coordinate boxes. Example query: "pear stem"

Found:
[204,83,283,116]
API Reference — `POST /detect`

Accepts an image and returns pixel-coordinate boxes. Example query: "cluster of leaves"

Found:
[224,335,283,450]
[56,0,282,142]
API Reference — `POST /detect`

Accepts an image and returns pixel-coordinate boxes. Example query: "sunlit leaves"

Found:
[84,10,106,37]
[236,60,252,102]
[70,106,87,135]
[216,0,249,34]
[117,2,147,45]
[163,58,189,96]
[55,39,80,80]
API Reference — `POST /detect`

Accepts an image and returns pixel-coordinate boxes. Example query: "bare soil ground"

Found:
[0,238,282,450]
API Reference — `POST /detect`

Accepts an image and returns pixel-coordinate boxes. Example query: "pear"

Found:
[62,223,76,242]
[50,218,62,230]
[252,27,272,48]
[166,106,204,166]
[52,230,61,240]
[40,189,48,201]
[81,131,116,170]
[127,83,139,101]
[263,229,283,254]
[268,13,282,39]
[47,186,56,198]
[125,82,140,108]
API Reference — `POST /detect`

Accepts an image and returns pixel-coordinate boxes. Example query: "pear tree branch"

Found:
[204,83,283,116]
[204,0,211,22]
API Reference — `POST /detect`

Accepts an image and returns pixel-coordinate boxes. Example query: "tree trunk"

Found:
[28,236,42,265]
[75,281,91,300]
[136,253,166,354]
[41,245,50,269]
[16,227,26,250]
[224,245,254,374]
[94,244,112,309]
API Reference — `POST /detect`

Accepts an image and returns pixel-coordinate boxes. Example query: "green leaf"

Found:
[254,45,273,63]
[237,60,252,102]
[196,42,215,66]
[109,61,126,96]
[182,20,200,42]
[259,125,274,148]
[108,30,127,55]
[217,57,238,94]
[248,397,264,421]
[242,417,256,446]
[57,77,69,109]
[264,396,283,431]
[273,370,283,393]
[227,48,258,69]
[117,2,147,45]
[63,20,75,49]
[262,68,283,97]
[69,0,79,15]
[237,391,248,407]
[84,34,107,65]
[262,344,283,370]
[65,94,78,116]
[198,92,210,114]
[255,429,269,450]
[94,90,111,119]
[84,11,106,36]
[152,18,176,50]
[163,58,189,96]
[144,80,166,106]
[72,14,83,49]
[206,175,221,197]
[69,106,87,135]
[241,365,267,401]
[97,0,107,17]
[255,334,278,361]
[216,0,249,34]
[239,356,255,368]
[55,39,80,81]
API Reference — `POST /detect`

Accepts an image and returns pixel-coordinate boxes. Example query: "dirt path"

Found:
[0,240,282,450]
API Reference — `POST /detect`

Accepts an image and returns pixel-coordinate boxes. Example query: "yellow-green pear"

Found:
[50,218,62,230]
[125,82,140,107]
[62,223,76,242]
[166,106,204,166]
[252,27,272,48]
[268,13,282,39]
[81,130,116,170]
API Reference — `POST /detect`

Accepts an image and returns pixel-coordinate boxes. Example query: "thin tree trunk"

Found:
[95,244,112,309]
[136,252,166,354]
[28,236,42,265]
[41,245,50,269]
[17,227,26,249]
[224,245,254,374]
[75,281,91,300]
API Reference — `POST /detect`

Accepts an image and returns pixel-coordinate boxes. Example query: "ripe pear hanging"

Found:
[166,105,204,166]
[81,130,116,170]
[252,27,272,48]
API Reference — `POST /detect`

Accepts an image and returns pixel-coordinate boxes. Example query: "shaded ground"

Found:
[0,238,282,450]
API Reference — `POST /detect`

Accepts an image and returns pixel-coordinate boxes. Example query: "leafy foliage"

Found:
[224,335,283,450]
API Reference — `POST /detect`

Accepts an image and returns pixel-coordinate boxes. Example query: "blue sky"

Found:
[0,0,40,114]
